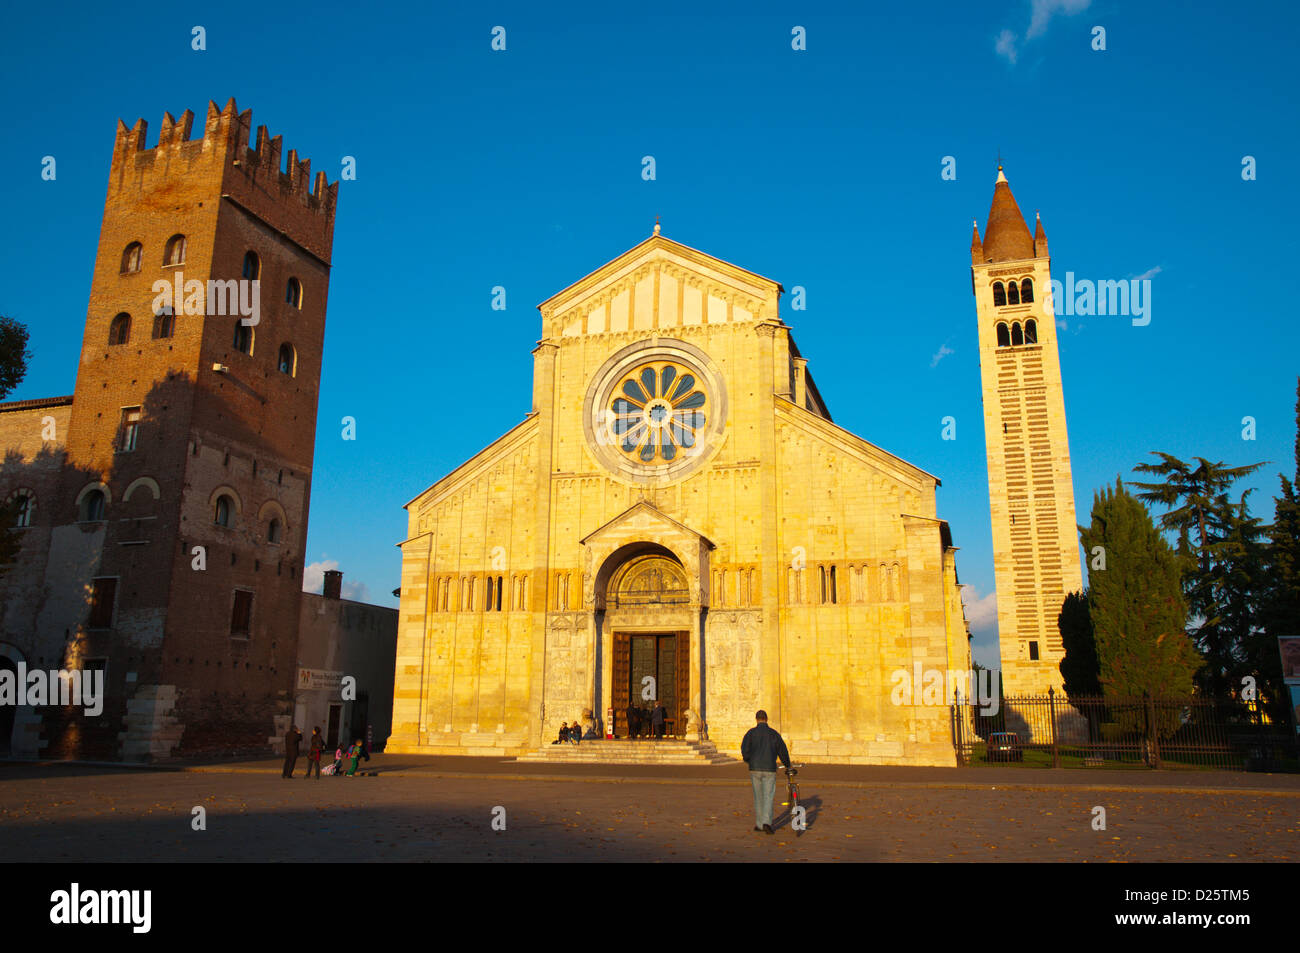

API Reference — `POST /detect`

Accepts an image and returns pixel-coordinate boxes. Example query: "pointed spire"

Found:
[1033,210,1048,257]
[970,219,984,265]
[981,165,1034,262]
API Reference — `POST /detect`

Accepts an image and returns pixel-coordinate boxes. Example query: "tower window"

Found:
[1021,278,1034,303]
[153,307,175,339]
[829,565,837,604]
[163,234,186,266]
[996,322,1010,347]
[119,407,141,452]
[278,343,296,376]
[267,518,281,544]
[230,590,253,637]
[11,490,34,528]
[81,489,106,522]
[214,494,234,528]
[242,251,260,281]
[1011,322,1024,346]
[88,577,118,629]
[233,321,253,355]
[1024,319,1038,344]
[992,282,1006,307]
[1028,641,1040,661]
[108,313,131,346]
[121,242,142,274]
[285,277,302,309]
[1007,281,1021,305]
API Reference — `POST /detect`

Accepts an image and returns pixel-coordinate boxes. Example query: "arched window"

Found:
[285,277,302,309]
[233,321,253,355]
[829,565,837,604]
[267,518,281,544]
[277,343,296,376]
[163,234,186,266]
[12,490,34,528]
[996,323,1010,347]
[108,313,131,346]
[153,307,175,340]
[992,282,1006,307]
[1021,278,1034,303]
[214,494,234,527]
[121,242,142,274]
[1011,322,1024,346]
[81,489,106,522]
[496,575,503,612]
[1008,281,1021,305]
[1024,319,1038,344]
[242,251,260,281]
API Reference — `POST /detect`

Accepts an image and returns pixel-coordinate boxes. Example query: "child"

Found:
[332,744,344,776]
[346,738,363,776]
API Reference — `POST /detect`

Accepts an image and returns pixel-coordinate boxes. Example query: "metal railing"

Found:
[951,688,1295,771]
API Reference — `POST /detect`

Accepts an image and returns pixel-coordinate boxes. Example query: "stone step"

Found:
[517,739,736,765]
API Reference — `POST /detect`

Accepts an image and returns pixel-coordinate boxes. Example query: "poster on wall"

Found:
[296,668,344,692]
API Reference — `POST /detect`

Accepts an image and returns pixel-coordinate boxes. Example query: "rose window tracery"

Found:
[609,362,707,463]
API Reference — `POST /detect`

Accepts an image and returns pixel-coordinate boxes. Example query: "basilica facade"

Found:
[389,231,971,764]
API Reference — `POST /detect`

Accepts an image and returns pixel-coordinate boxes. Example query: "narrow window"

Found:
[485,576,494,611]
[153,307,175,339]
[829,565,838,604]
[1011,322,1024,346]
[996,322,1010,347]
[121,242,142,274]
[1021,278,1034,303]
[230,590,253,637]
[13,491,34,528]
[119,407,141,452]
[1028,641,1040,661]
[82,489,106,522]
[267,518,281,544]
[285,277,302,309]
[88,578,117,629]
[242,251,260,281]
[163,234,186,266]
[496,575,503,612]
[108,313,131,346]
[1007,281,1021,305]
[1024,319,1038,344]
[819,566,827,604]
[992,282,1006,307]
[214,495,233,527]
[233,321,253,354]
[278,343,295,376]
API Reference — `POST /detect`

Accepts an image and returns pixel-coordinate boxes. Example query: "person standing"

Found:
[303,727,325,779]
[282,724,303,779]
[740,710,791,834]
[650,701,666,738]
[626,703,642,739]
[345,738,363,776]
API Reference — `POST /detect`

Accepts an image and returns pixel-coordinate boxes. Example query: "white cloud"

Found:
[302,558,338,595]
[342,579,370,602]
[961,585,998,631]
[996,0,1091,63]
[1132,265,1162,281]
[930,342,955,368]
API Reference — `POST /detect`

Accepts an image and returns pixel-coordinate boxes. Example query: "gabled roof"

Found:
[538,232,783,315]
[579,499,716,549]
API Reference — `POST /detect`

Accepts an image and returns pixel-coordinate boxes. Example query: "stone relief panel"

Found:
[541,611,593,729]
[704,609,762,739]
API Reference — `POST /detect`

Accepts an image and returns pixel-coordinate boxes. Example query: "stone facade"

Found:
[391,232,972,765]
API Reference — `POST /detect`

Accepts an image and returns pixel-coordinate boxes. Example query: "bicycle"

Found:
[781,762,804,833]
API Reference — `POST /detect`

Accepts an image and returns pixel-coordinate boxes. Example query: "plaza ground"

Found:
[0,755,1296,862]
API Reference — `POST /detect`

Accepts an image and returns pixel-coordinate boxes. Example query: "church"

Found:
[390,227,973,765]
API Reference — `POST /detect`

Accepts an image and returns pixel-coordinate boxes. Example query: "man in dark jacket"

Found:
[740,710,791,833]
[626,703,642,739]
[650,701,666,738]
[282,725,303,779]
[304,727,325,779]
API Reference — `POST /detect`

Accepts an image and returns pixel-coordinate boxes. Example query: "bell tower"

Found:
[971,165,1082,695]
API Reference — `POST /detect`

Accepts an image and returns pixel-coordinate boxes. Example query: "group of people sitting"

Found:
[625,701,668,739]
[553,716,600,745]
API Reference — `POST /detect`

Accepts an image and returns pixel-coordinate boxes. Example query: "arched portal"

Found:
[597,544,695,739]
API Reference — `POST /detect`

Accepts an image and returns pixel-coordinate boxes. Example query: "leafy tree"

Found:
[0,315,31,400]
[1058,589,1100,699]
[1258,379,1300,724]
[1080,479,1201,734]
[1131,452,1267,699]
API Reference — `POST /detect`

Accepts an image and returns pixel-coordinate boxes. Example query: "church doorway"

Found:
[612,631,688,737]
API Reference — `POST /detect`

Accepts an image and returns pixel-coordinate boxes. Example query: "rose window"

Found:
[609,363,708,463]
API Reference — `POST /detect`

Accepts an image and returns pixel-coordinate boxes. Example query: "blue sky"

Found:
[2,1,1297,667]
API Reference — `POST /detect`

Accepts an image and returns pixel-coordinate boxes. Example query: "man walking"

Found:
[740,710,791,834]
[282,724,303,779]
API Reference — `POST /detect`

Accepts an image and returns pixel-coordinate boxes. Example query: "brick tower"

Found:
[971,165,1082,695]
[43,99,337,758]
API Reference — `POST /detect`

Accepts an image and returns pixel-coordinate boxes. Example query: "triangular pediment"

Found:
[580,500,715,550]
[538,233,782,338]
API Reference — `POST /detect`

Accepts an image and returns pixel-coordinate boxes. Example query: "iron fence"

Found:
[951,688,1295,771]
